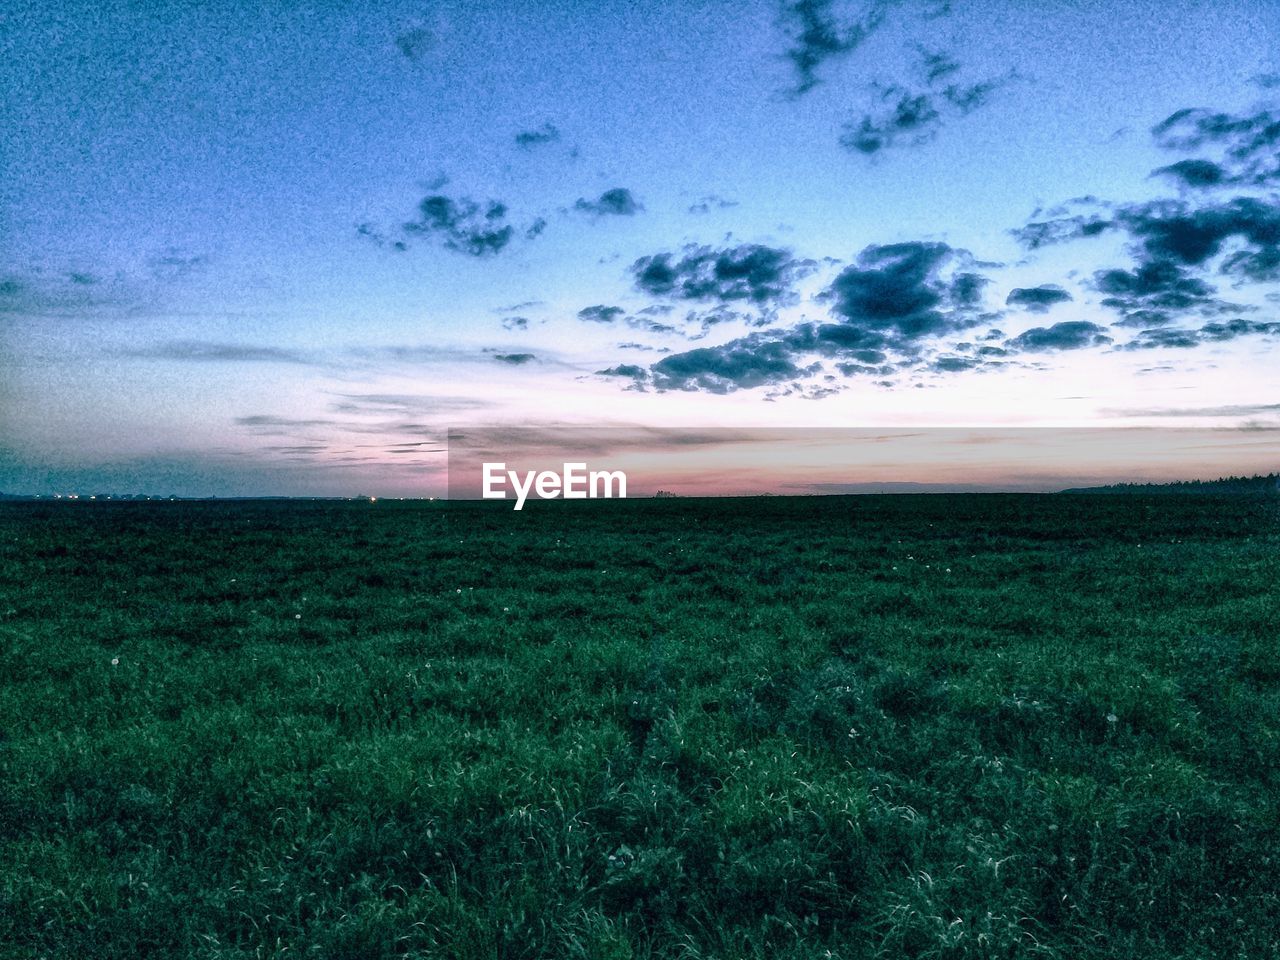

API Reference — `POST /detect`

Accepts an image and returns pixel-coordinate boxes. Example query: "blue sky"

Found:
[3,0,1279,495]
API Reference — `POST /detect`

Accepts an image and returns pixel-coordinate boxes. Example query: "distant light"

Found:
[369,496,377,503]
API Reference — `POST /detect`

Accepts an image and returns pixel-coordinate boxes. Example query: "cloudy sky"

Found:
[3,0,1279,496]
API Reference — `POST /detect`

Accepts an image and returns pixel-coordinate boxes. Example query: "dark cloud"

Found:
[123,341,316,364]
[1005,285,1073,312]
[780,0,889,96]
[823,241,988,340]
[573,188,642,216]
[1092,258,1218,317]
[1006,321,1112,352]
[650,335,820,393]
[840,44,1011,155]
[577,304,625,324]
[1151,104,1280,187]
[930,355,982,373]
[1152,159,1227,188]
[1117,318,1280,352]
[496,300,543,313]
[501,316,529,331]
[401,195,517,256]
[640,314,918,395]
[1118,197,1280,281]
[148,250,209,280]
[1012,213,1114,250]
[631,243,808,307]
[1110,308,1177,329]
[1119,328,1204,351]
[841,86,941,154]
[492,353,536,365]
[596,364,649,380]
[625,315,682,336]
[687,195,740,214]
[1011,197,1115,249]
[236,415,336,429]
[356,222,408,252]
[395,26,434,62]
[514,123,561,149]
[916,46,959,84]
[1199,318,1280,341]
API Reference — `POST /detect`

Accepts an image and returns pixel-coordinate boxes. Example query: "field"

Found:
[1,495,1278,959]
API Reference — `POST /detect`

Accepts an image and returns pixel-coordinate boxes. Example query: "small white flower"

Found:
[110,657,120,666]
[1106,712,1118,723]
[503,607,510,612]
[294,613,302,620]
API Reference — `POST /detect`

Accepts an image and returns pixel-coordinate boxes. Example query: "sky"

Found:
[3,0,1279,496]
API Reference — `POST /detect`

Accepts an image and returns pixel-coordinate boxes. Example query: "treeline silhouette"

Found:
[1064,473,1280,495]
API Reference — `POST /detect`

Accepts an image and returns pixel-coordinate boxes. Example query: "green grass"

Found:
[1,494,1278,958]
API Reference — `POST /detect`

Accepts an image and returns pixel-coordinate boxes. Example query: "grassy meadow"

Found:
[1,494,1278,958]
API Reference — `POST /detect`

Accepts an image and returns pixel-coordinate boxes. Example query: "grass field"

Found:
[1,495,1278,958]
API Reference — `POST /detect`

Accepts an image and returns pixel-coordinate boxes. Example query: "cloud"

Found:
[1118,197,1280,281]
[1104,402,1280,418]
[1152,159,1228,188]
[631,243,808,307]
[596,364,649,381]
[123,341,316,364]
[514,123,561,149]
[1119,318,1280,351]
[823,241,989,340]
[493,353,536,365]
[929,355,982,372]
[780,0,889,96]
[631,241,1004,394]
[1150,104,1280,187]
[501,316,530,331]
[687,195,739,214]
[1119,328,1203,350]
[650,335,820,393]
[577,304,626,324]
[328,394,492,416]
[1005,284,1072,312]
[395,25,434,62]
[840,44,1011,155]
[0,271,131,318]
[1199,318,1280,341]
[401,195,517,256]
[495,300,543,313]
[1091,258,1221,323]
[148,250,209,280]
[916,46,959,84]
[236,415,336,429]
[573,188,642,216]
[841,86,942,154]
[1006,321,1112,352]
[1011,197,1115,249]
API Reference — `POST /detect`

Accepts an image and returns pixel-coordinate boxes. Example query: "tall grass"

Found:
[1,495,1277,957]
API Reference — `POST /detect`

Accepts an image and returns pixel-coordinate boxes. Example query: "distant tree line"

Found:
[1064,473,1280,495]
